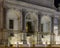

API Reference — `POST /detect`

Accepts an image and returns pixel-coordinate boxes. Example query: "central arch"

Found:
[25,12,38,36]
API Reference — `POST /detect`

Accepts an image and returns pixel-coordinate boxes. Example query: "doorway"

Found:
[26,22,34,36]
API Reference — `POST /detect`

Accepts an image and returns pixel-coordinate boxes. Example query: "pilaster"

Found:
[50,16,55,45]
[58,17,60,35]
[37,13,42,44]
[22,9,27,44]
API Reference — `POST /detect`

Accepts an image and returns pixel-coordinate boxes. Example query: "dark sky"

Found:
[54,0,60,8]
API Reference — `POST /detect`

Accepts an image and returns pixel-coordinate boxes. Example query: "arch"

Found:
[25,12,38,21]
[41,15,51,24]
[6,9,22,45]
[6,8,22,30]
[6,8,21,19]
[41,15,51,33]
[25,12,38,36]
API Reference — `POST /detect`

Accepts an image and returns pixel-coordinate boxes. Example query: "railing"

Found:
[0,30,60,47]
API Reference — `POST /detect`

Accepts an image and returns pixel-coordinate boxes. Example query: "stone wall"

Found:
[0,0,4,30]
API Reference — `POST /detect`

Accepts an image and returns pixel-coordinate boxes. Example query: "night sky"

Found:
[54,0,60,8]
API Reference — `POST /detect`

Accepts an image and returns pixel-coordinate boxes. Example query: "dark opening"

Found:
[26,22,34,36]
[10,33,14,36]
[54,0,60,8]
[9,20,14,29]
[41,24,43,32]
[41,24,44,38]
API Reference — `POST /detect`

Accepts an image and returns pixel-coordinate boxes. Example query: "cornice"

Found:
[4,0,60,18]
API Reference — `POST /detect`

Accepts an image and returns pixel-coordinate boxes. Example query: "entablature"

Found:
[4,0,60,18]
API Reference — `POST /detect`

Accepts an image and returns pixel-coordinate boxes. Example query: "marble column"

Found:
[0,2,4,31]
[50,17,55,45]
[58,17,60,35]
[3,8,8,45]
[37,13,42,44]
[22,9,27,44]
[0,1,5,44]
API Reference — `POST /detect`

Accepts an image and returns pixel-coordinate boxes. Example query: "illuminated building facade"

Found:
[0,0,60,46]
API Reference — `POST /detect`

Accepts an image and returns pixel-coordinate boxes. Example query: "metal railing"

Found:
[0,30,59,47]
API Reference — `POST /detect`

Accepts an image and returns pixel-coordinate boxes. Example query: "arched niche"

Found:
[6,8,23,45]
[25,12,38,36]
[41,15,51,33]
[6,8,22,30]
